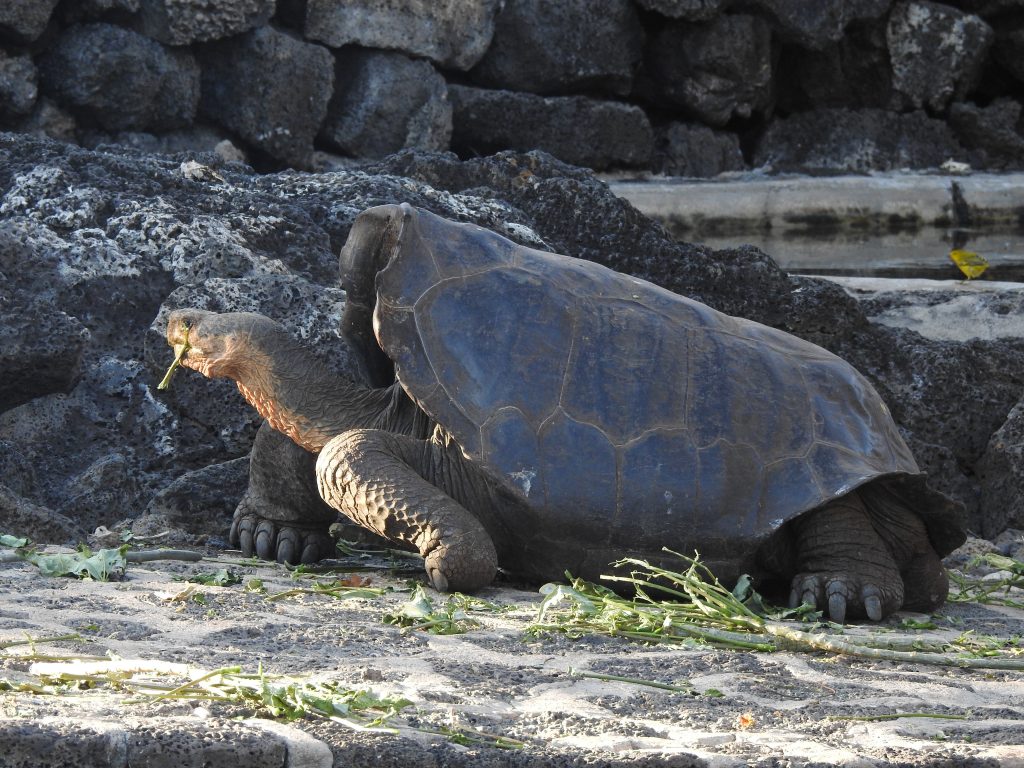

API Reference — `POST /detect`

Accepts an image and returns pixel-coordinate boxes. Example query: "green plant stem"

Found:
[568,667,692,692]
[0,633,82,649]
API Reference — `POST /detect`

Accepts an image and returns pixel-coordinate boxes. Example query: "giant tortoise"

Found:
[164,204,965,622]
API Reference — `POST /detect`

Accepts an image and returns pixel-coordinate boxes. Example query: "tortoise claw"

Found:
[790,571,900,623]
[230,512,335,565]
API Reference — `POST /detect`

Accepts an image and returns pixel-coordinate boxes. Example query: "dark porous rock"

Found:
[78,126,242,160]
[993,16,1024,83]
[949,99,1024,168]
[644,14,772,126]
[0,51,37,122]
[2,131,1021,545]
[61,0,141,24]
[776,21,893,111]
[198,25,333,169]
[754,107,966,173]
[979,397,1024,536]
[633,0,729,20]
[450,85,653,170]
[0,290,90,413]
[743,0,893,49]
[136,0,276,45]
[37,23,199,133]
[11,97,76,143]
[320,49,451,160]
[302,0,501,71]
[887,1,993,111]
[0,484,86,545]
[0,0,60,44]
[141,456,248,537]
[469,0,643,96]
[654,122,745,177]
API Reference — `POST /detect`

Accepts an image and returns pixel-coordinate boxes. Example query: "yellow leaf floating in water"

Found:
[949,249,989,279]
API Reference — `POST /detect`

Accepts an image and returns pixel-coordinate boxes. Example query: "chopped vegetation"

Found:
[383,585,502,635]
[175,568,243,587]
[157,321,190,390]
[527,550,1024,670]
[265,576,387,603]
[1,537,128,581]
[949,553,1024,609]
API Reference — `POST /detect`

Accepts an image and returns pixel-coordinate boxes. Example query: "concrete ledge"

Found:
[609,173,1024,237]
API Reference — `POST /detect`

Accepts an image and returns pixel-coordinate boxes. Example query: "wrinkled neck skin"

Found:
[226,341,395,454]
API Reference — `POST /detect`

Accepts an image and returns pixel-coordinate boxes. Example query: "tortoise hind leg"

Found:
[789,491,904,623]
[315,428,498,592]
[231,422,338,564]
[858,483,949,613]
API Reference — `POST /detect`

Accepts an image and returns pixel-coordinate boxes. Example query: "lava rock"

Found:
[887,1,993,111]
[198,25,333,169]
[469,0,643,96]
[11,97,77,143]
[754,107,966,173]
[654,122,745,177]
[0,0,60,44]
[0,484,86,545]
[141,456,249,537]
[776,21,893,111]
[993,16,1024,83]
[979,397,1024,536]
[744,0,893,49]
[136,0,275,45]
[643,14,772,126]
[449,85,653,170]
[0,51,37,122]
[37,23,199,133]
[633,0,728,20]
[320,49,451,160]
[949,99,1024,168]
[301,0,500,71]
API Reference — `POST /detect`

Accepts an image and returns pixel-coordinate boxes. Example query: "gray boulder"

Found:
[0,484,86,545]
[37,23,199,133]
[11,97,76,143]
[993,17,1024,83]
[744,0,893,49]
[136,0,275,45]
[887,1,993,111]
[644,14,772,126]
[755,108,966,173]
[633,0,728,20]
[979,397,1024,537]
[949,99,1024,168]
[319,49,451,160]
[0,51,37,122]
[654,123,745,177]
[469,0,643,96]
[301,0,500,71]
[198,25,332,168]
[0,0,60,44]
[776,22,893,111]
[449,85,652,170]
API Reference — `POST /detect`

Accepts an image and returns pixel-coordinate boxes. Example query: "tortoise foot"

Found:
[789,570,903,623]
[230,512,335,565]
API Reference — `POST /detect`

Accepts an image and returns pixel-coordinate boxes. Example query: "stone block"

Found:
[754,108,965,173]
[450,85,652,170]
[644,14,772,126]
[887,1,993,111]
[654,123,744,177]
[37,23,199,132]
[0,50,37,121]
[0,0,60,44]
[469,0,643,96]
[198,25,333,168]
[320,49,450,159]
[303,0,500,71]
[744,0,893,49]
[979,397,1024,537]
[136,0,276,45]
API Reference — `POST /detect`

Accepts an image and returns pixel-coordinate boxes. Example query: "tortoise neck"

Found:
[232,344,393,453]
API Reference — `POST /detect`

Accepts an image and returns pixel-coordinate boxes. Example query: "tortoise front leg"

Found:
[316,428,499,592]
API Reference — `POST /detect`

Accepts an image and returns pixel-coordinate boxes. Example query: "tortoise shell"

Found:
[364,204,962,582]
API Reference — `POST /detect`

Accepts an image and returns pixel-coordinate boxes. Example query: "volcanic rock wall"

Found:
[2,0,1023,175]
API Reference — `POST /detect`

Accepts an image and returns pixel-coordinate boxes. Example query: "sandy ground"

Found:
[1,541,1023,768]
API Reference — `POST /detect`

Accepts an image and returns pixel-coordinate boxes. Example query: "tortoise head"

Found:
[165,309,281,381]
